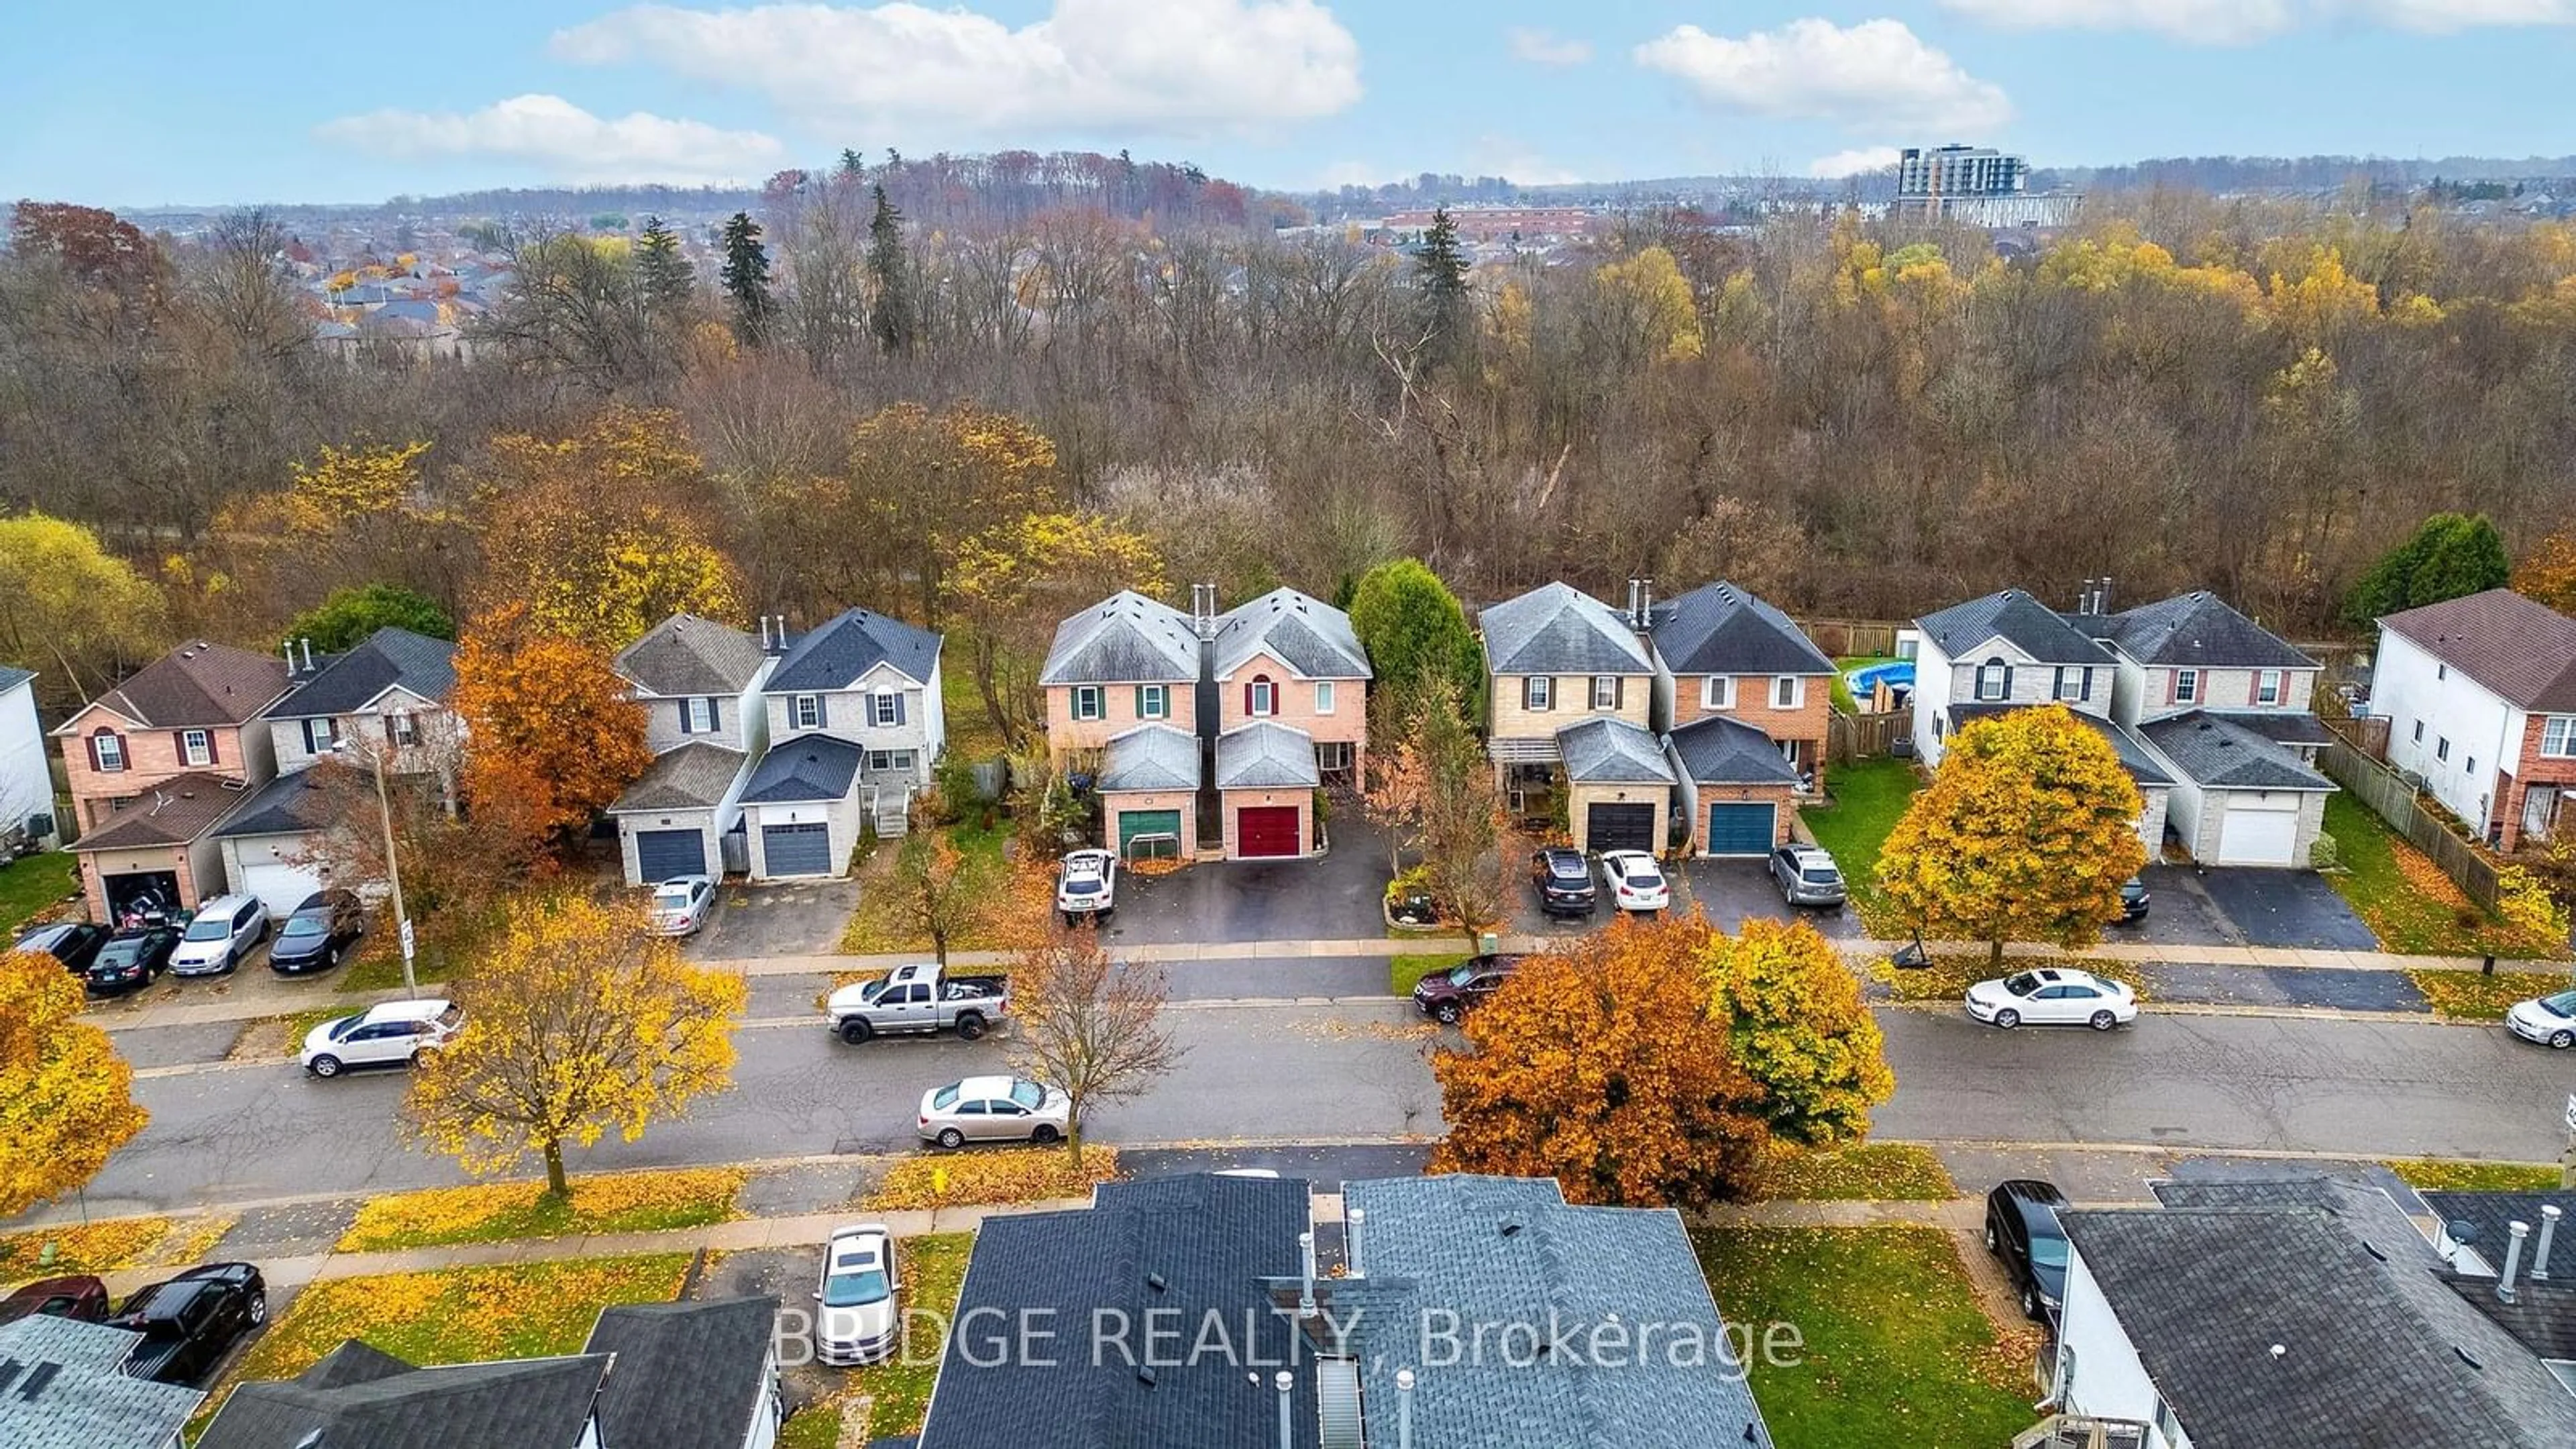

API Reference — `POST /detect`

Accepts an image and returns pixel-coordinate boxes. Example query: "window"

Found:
[866,750,918,773]
[1772,676,1799,710]
[180,729,211,767]
[2438,663,2448,680]
[387,714,419,747]
[1524,676,1552,712]
[93,732,125,772]
[1316,741,1354,771]
[1975,659,2008,702]
[794,694,823,730]
[2544,718,2576,758]
[2153,1397,2180,1444]
[1069,686,1102,721]
[1591,676,1619,710]
[1315,680,1335,715]
[1136,684,1167,719]
[2414,719,2426,744]
[1702,676,1733,710]
[871,692,901,728]
[687,696,716,733]
[2438,737,2452,762]
[2174,669,2201,704]
[2053,667,2084,702]
[1248,676,1277,716]
[2256,669,2284,706]
[301,717,337,755]
[2467,755,2477,777]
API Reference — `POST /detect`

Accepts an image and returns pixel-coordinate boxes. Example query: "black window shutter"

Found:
[207,730,219,765]
[1615,676,1626,710]
[817,694,830,729]
[679,700,694,735]
[893,692,906,727]
[2082,669,2094,702]
[708,698,721,731]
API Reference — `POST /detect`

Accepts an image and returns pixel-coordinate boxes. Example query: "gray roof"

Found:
[1648,580,1833,676]
[0,1314,203,1449]
[1097,725,1200,793]
[1209,588,1371,681]
[2380,588,2576,712]
[197,1350,609,1449]
[1479,582,1652,677]
[212,767,343,839]
[1341,1175,1774,1449]
[79,641,292,730]
[1556,716,1677,784]
[2419,1188,2576,1285]
[1666,713,1803,786]
[1038,590,1201,686]
[2204,710,2337,747]
[770,608,941,693]
[1214,721,1319,790]
[609,742,749,813]
[72,773,257,851]
[616,614,766,698]
[264,627,455,720]
[916,1174,1322,1449]
[2088,591,2317,670]
[1950,703,2174,788]
[0,665,33,696]
[1917,589,2114,666]
[2140,711,2334,791]
[584,1297,780,1449]
[738,735,863,804]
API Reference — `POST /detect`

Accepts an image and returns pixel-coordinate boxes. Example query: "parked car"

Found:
[813,1222,901,1365]
[649,875,716,937]
[0,1274,109,1325]
[301,998,463,1077]
[107,1263,266,1385]
[2506,986,2576,1049]
[2112,876,2150,922]
[1057,849,1117,926]
[827,962,1010,1044]
[1965,967,2139,1031]
[13,920,107,974]
[1769,845,1847,908]
[270,890,365,973]
[1413,953,1523,1024]
[918,1075,1070,1149]
[83,926,180,995]
[1527,847,1597,917]
[1984,1179,2073,1321]
[169,894,269,976]
[1598,850,1669,913]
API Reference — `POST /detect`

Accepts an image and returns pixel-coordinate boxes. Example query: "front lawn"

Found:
[0,1214,229,1282]
[2321,795,2554,958]
[838,821,1023,955]
[2406,968,2574,1022]
[335,1169,747,1252]
[1694,1226,2039,1449]
[865,1146,1118,1210]
[1389,951,1470,997]
[0,851,79,935]
[1801,757,1918,936]
[1763,1143,1957,1202]
[2385,1157,2567,1192]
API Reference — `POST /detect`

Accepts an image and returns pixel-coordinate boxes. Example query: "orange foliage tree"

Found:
[2515,532,2576,616]
[451,602,652,849]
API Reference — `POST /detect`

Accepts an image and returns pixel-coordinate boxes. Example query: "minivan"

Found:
[168,894,270,975]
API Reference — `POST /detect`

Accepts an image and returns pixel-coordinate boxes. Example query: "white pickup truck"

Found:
[825,961,1010,1044]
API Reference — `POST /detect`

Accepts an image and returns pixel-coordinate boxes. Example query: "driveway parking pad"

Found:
[2141,963,2429,1014]
[1105,817,1393,946]
[2194,868,2379,951]
[691,877,861,959]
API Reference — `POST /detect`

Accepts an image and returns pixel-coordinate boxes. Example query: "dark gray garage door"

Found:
[761,822,833,877]
[1707,802,1778,857]
[1586,803,1657,853]
[635,828,708,882]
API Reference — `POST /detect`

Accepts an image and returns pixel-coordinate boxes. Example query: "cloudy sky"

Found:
[6,0,2574,205]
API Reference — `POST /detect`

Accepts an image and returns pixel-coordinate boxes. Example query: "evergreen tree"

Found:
[838,148,867,182]
[866,184,917,356]
[635,215,694,317]
[1414,207,1470,366]
[717,211,774,347]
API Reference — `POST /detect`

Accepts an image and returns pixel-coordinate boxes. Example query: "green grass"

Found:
[2385,1157,2567,1192]
[1801,757,1918,935]
[941,658,1011,763]
[2320,794,2553,958]
[777,1407,844,1449]
[1764,1143,1957,1202]
[2407,968,2574,1022]
[852,1232,974,1439]
[1694,1226,2039,1449]
[333,1169,747,1252]
[1390,951,1470,997]
[0,851,80,935]
[1830,656,1897,715]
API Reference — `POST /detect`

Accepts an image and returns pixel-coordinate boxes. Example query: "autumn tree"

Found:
[1430,916,1771,1207]
[288,583,456,653]
[2515,532,2576,616]
[0,951,148,1217]
[2347,512,2510,624]
[406,894,746,1197]
[950,512,1165,747]
[718,211,775,346]
[1878,705,2147,967]
[1703,918,1893,1148]
[451,602,653,848]
[0,513,164,705]
[1006,923,1183,1165]
[809,402,1063,625]
[1348,559,1482,735]
[1377,676,1505,946]
[890,829,1002,965]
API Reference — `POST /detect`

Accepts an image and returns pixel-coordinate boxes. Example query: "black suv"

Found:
[85,926,180,995]
[270,890,366,973]
[13,920,108,974]
[1528,847,1597,917]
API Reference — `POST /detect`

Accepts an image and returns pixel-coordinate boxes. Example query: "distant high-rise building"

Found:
[1898,145,2029,203]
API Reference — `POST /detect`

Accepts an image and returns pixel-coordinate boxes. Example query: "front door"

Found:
[2524,785,2561,843]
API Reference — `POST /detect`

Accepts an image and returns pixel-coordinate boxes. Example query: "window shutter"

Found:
[1134,685,1147,717]
[2082,668,2094,702]
[207,731,219,766]
[708,699,721,731]
[1614,676,1626,710]
[679,700,694,735]
[173,731,188,761]
[816,694,830,729]
[892,692,906,727]
[85,734,101,771]
[2250,673,2262,706]
[2001,667,2014,698]
[1244,682,1255,716]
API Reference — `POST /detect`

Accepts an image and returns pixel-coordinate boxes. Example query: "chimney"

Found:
[757,615,769,649]
[2099,576,2112,613]
[2536,1205,2563,1281]
[282,642,295,669]
[301,638,314,672]
[1640,577,1654,629]
[2500,1219,2531,1303]
[1275,1370,1294,1449]
[1396,1368,1415,1449]
[1347,1206,1366,1279]
[1297,1230,1317,1322]
[1193,584,1220,641]
[1626,578,1642,629]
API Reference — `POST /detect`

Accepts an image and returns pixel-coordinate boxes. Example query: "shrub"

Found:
[2309,832,2341,871]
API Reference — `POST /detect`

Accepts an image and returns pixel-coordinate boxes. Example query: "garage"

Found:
[635,828,709,882]
[1237,806,1302,858]
[236,857,325,918]
[1118,808,1183,859]
[761,822,835,877]
[1705,802,1778,857]
[103,869,180,920]
[2216,798,2301,867]
[1587,803,1658,854]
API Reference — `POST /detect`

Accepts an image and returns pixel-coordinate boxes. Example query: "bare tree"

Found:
[1006,924,1183,1164]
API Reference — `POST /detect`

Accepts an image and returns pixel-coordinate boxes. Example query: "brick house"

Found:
[1039,591,1201,759]
[1207,587,1372,789]
[2371,588,2576,850]
[1645,579,1836,795]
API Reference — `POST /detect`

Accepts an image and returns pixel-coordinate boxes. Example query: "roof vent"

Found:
[1500,1222,1523,1238]
[297,1432,327,1449]
[1136,1364,1158,1387]
[2363,1240,2388,1263]
[17,1362,58,1401]
[1146,1272,1167,1293]
[2455,1344,2484,1371]
[2268,1344,2287,1360]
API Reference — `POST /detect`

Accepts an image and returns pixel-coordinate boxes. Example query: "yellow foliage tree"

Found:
[1703,918,1894,1148]
[950,511,1165,747]
[0,512,164,703]
[0,950,149,1217]
[1878,705,2147,967]
[1594,246,1704,363]
[2514,532,2576,616]
[405,894,746,1197]
[290,439,431,527]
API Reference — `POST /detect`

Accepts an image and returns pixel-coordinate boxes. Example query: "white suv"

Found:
[301,999,463,1077]
[169,894,270,976]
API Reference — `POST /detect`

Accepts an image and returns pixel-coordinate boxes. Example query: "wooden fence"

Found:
[2325,714,2390,763]
[1829,708,1913,765]
[1796,618,1904,659]
[2318,739,2500,914]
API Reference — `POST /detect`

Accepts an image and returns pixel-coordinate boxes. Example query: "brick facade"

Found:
[2496,718,2576,850]
[1667,676,1830,794]
[1046,682,1197,756]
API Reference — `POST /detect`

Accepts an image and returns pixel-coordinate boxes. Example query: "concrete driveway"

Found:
[1104,816,1395,947]
[2192,868,2379,951]
[690,876,862,959]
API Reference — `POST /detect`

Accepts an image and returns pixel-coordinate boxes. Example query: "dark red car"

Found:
[1411,953,1524,1025]
[0,1274,109,1324]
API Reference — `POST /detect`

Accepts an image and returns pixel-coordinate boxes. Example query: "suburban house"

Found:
[1479,582,1660,849]
[0,1313,204,1449]
[1208,586,1373,788]
[1556,715,1676,854]
[219,626,460,916]
[738,607,945,878]
[2371,588,2576,850]
[0,666,54,847]
[2039,1175,2576,1449]
[1040,590,1202,759]
[606,613,774,885]
[1664,713,1802,857]
[1215,719,1322,858]
[1647,579,1836,792]
[55,641,290,920]
[196,1296,784,1449]
[1097,723,1200,859]
[1904,590,2172,856]
[2081,590,2337,869]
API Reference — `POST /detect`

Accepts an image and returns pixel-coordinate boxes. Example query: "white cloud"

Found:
[315,94,788,182]
[552,0,1363,138]
[1941,0,2574,43]
[1468,137,1583,186]
[1506,25,1593,65]
[1809,146,1902,178]
[1635,18,2012,133]
[1318,159,1395,189]
[2357,0,2576,30]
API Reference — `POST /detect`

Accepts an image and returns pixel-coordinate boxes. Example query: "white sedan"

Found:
[1599,850,1670,912]
[813,1223,901,1364]
[649,875,716,937]
[1966,968,2138,1031]
[2506,987,2576,1049]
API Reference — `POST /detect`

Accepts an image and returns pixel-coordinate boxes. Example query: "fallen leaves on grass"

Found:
[2406,969,2573,1023]
[231,1007,349,1062]
[865,1146,1117,1210]
[1762,1143,1957,1202]
[1869,952,2149,1004]
[335,1168,746,1252]
[2384,1157,2567,1192]
[0,1216,172,1279]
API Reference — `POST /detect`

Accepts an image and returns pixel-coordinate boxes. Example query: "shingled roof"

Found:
[196,1349,609,1449]
[0,1315,204,1449]
[608,742,749,813]
[72,641,290,731]
[616,614,767,698]
[2381,588,2576,713]
[70,773,256,851]
[1097,724,1200,793]
[1648,580,1833,676]
[212,768,344,839]
[1917,590,2114,667]
[1038,591,1201,686]
[770,608,942,693]
[1667,713,1803,786]
[584,1298,780,1449]
[1479,582,1652,676]
[1214,721,1319,790]
[2140,711,2333,791]
[738,735,862,804]
[264,627,456,720]
[2089,590,2316,670]
[1210,588,1370,681]
[1951,703,2174,787]
[1556,716,1676,784]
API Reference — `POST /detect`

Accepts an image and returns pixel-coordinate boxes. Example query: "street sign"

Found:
[398,918,416,958]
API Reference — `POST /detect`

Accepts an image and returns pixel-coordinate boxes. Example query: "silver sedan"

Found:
[916,1075,1071,1149]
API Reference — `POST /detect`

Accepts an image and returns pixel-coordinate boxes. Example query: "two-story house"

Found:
[737,606,944,879]
[2371,588,2576,851]
[1040,590,1202,759]
[0,1315,205,1449]
[1646,580,1833,857]
[1480,582,1664,853]
[212,627,461,916]
[1210,586,1373,788]
[55,641,291,920]
[606,613,774,885]
[0,667,54,847]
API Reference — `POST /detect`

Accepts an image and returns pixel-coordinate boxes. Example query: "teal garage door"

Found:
[1118,808,1183,859]
[1706,802,1778,857]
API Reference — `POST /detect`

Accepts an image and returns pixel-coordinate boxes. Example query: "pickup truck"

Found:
[826,961,1010,1044]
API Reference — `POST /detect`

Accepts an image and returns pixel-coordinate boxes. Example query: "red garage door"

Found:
[1237,806,1302,858]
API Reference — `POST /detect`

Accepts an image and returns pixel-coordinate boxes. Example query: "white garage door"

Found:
[2216,800,2301,867]
[237,857,325,916]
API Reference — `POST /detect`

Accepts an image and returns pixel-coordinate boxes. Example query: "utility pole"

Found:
[339,737,417,998]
